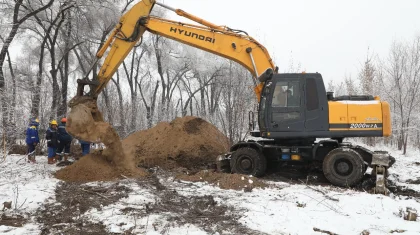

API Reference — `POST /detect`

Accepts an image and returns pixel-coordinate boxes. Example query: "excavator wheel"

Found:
[230,147,267,177]
[323,147,364,187]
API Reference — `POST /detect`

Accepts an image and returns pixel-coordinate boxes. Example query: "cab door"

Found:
[268,76,305,132]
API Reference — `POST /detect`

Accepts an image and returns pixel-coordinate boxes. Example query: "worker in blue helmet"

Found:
[25,118,40,163]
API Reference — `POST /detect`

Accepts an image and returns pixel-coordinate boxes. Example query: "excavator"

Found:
[74,0,394,194]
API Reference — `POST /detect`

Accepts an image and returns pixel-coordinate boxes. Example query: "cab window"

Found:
[271,81,300,107]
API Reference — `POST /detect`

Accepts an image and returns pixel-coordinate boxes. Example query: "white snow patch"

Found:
[160,176,420,235]
[0,155,59,234]
[353,142,420,192]
[336,100,380,105]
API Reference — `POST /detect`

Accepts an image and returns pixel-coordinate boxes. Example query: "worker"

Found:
[79,139,91,157]
[56,117,73,161]
[25,118,39,163]
[286,89,300,107]
[46,120,59,164]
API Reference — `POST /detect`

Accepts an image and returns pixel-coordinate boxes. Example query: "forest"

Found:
[0,0,419,154]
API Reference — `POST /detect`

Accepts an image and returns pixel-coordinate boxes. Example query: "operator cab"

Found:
[257,73,329,140]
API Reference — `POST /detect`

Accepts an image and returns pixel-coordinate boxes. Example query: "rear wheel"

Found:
[323,148,364,187]
[230,147,267,177]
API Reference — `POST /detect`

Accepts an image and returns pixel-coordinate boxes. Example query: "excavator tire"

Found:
[323,147,364,187]
[230,147,267,177]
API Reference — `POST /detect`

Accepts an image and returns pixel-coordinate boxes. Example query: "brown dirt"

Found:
[36,182,131,234]
[0,214,26,227]
[55,152,147,182]
[8,145,27,155]
[8,144,43,155]
[133,175,267,235]
[66,97,132,170]
[57,97,229,183]
[177,170,267,191]
[123,116,230,170]
[56,96,144,182]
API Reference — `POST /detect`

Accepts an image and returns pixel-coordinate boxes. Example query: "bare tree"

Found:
[358,49,377,146]
[379,36,420,154]
[0,0,54,137]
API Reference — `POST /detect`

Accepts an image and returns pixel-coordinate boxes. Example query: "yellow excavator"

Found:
[76,0,394,193]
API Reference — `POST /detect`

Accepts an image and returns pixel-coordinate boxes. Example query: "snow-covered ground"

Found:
[0,155,59,234]
[353,142,420,192]
[0,145,419,235]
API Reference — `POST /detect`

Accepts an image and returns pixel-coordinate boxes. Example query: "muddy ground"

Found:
[35,172,267,235]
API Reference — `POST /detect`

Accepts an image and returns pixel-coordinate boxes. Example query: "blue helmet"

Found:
[30,118,39,127]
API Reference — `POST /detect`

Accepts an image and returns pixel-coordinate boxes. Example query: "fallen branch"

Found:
[390,229,406,233]
[300,192,348,216]
[81,189,109,199]
[299,179,339,202]
[313,227,338,235]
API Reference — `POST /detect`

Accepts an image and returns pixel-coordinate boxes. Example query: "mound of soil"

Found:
[8,144,44,155]
[8,145,27,155]
[55,152,147,182]
[123,116,230,170]
[177,170,267,191]
[57,96,229,183]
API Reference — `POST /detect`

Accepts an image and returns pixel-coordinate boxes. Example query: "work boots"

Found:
[48,157,57,164]
[56,152,63,161]
[64,153,69,162]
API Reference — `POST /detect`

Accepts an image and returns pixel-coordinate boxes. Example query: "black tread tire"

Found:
[230,147,267,177]
[323,147,364,187]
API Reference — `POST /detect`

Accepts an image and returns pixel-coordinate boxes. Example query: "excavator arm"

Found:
[77,0,277,101]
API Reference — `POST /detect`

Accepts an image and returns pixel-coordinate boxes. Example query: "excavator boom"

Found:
[77,0,276,101]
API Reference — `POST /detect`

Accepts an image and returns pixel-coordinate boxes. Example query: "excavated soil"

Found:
[56,97,145,182]
[56,97,230,183]
[177,170,267,191]
[123,116,230,170]
[65,97,132,170]
[55,152,146,182]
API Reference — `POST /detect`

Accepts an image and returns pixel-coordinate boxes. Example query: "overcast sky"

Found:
[156,0,420,83]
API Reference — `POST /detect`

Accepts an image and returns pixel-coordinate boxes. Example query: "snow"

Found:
[336,100,380,105]
[84,181,208,234]
[353,142,420,192]
[0,155,59,234]
[0,147,419,235]
[0,155,59,212]
[163,178,420,235]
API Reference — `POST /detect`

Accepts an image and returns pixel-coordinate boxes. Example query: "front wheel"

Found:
[323,148,364,187]
[230,147,267,177]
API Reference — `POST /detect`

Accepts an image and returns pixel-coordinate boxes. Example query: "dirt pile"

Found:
[55,152,147,182]
[177,170,267,191]
[57,96,229,183]
[123,116,230,170]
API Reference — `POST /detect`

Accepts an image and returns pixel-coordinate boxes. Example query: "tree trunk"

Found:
[58,15,72,117]
[112,72,125,135]
[31,38,47,118]
[6,51,16,123]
